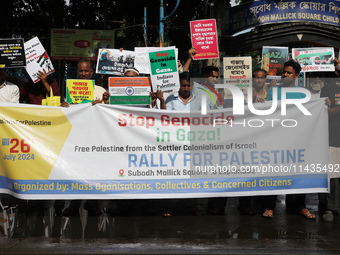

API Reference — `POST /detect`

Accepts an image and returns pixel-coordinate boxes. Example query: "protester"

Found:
[266,60,305,100]
[61,59,109,221]
[62,59,109,107]
[155,72,204,216]
[20,69,60,105]
[318,57,340,222]
[182,47,196,72]
[252,69,268,103]
[150,89,166,109]
[266,60,315,219]
[165,71,201,110]
[0,68,19,103]
[124,66,139,77]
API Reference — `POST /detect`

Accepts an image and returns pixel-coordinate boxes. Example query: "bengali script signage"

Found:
[0,100,329,199]
[51,29,115,61]
[227,0,340,35]
[190,19,219,60]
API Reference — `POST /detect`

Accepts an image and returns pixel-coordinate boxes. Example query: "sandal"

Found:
[239,207,255,215]
[209,206,224,215]
[191,206,204,216]
[162,208,174,217]
[262,209,274,218]
[299,208,316,220]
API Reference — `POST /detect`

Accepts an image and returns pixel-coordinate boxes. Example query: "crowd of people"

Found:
[0,45,339,238]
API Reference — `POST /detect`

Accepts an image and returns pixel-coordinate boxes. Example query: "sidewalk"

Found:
[1,195,340,254]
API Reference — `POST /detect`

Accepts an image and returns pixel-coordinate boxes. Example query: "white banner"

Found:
[0,99,330,199]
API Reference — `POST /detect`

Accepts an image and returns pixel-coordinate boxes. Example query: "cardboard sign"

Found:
[109,77,151,105]
[66,79,95,104]
[148,48,179,92]
[190,19,219,60]
[0,38,26,68]
[25,37,55,83]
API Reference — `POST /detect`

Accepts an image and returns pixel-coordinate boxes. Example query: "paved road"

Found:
[1,195,340,254]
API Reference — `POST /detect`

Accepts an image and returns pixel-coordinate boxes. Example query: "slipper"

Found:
[209,206,224,215]
[299,208,316,220]
[262,209,274,218]
[240,207,255,215]
[191,206,204,216]
[162,209,174,217]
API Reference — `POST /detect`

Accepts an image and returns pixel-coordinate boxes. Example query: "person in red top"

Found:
[20,69,61,105]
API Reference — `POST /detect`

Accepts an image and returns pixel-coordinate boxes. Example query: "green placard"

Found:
[149,49,177,76]
[110,95,151,105]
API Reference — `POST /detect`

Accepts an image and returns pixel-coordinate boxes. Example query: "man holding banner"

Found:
[266,60,316,219]
[62,59,109,107]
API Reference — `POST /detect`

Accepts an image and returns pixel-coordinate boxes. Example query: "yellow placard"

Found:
[66,79,95,104]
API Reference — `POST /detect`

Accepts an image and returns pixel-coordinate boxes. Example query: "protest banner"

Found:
[190,19,219,60]
[148,48,180,92]
[223,57,252,95]
[50,29,114,61]
[262,46,288,80]
[24,37,55,83]
[0,99,329,199]
[0,38,26,68]
[95,49,135,76]
[66,79,95,104]
[292,47,335,72]
[109,77,151,106]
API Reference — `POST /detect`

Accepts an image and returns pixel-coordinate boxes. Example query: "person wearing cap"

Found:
[124,67,139,77]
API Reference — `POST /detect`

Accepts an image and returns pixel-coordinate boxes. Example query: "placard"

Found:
[25,37,55,83]
[95,49,135,76]
[190,19,219,60]
[109,77,151,105]
[262,46,288,79]
[0,38,26,68]
[148,48,180,92]
[66,79,95,104]
[292,47,335,72]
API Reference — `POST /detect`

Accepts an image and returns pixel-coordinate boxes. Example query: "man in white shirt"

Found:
[0,68,19,103]
[61,60,109,106]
